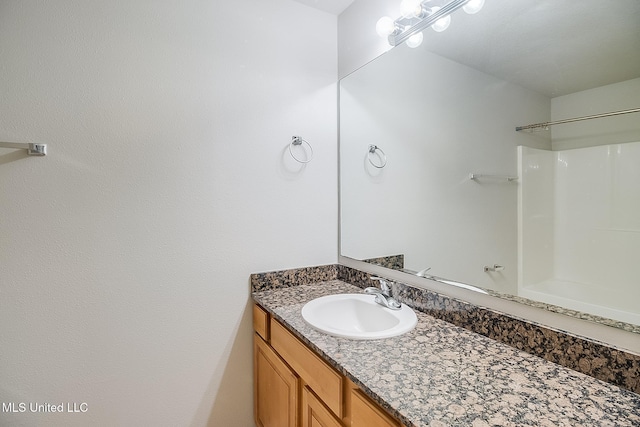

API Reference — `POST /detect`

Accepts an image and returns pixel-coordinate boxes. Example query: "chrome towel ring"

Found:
[289,136,314,163]
[367,144,387,168]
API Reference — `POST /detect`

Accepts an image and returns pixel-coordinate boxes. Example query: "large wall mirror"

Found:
[340,0,640,333]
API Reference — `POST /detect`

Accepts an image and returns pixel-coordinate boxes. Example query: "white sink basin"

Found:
[301,294,417,340]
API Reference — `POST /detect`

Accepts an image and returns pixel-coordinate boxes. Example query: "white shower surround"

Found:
[518,143,640,325]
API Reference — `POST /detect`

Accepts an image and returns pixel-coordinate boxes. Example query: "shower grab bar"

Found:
[515,107,640,132]
[469,173,518,182]
[0,141,47,156]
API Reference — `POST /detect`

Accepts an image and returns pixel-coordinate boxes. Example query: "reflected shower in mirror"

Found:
[339,0,640,331]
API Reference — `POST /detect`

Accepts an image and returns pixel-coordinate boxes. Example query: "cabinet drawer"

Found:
[270,319,344,418]
[253,304,270,341]
[351,388,399,427]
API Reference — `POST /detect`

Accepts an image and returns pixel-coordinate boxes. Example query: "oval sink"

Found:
[301,294,417,340]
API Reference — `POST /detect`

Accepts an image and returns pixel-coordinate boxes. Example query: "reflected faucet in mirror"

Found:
[415,267,432,277]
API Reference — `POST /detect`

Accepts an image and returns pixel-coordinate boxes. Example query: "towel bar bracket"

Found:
[28,143,47,156]
[0,141,47,156]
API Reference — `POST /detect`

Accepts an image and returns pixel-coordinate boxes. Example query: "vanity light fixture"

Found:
[405,31,424,48]
[376,0,484,48]
[429,6,451,32]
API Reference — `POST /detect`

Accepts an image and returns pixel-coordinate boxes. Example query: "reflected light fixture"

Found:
[376,0,484,48]
[429,6,451,32]
[400,0,422,18]
[463,0,485,14]
[375,16,396,37]
[405,31,424,48]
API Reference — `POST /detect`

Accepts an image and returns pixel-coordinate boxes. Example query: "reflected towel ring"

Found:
[367,144,387,168]
[289,136,314,163]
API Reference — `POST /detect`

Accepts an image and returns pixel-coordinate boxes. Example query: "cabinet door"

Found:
[254,334,299,427]
[351,389,399,427]
[271,319,343,417]
[302,386,343,427]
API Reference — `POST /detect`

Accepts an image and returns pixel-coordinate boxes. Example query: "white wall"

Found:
[338,0,396,78]
[0,1,337,426]
[551,77,640,150]
[341,45,549,294]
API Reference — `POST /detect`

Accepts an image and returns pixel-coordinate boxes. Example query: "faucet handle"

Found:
[370,276,392,293]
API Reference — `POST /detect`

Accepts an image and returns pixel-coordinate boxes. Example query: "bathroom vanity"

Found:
[254,303,399,427]
[252,266,640,427]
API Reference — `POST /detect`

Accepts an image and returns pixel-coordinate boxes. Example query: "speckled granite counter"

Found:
[253,280,640,427]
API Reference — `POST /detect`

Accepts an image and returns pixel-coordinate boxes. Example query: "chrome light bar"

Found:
[388,0,471,46]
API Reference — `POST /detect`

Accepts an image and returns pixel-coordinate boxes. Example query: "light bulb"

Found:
[430,7,451,32]
[463,0,484,14]
[432,15,451,32]
[400,0,422,18]
[405,31,423,48]
[376,16,395,37]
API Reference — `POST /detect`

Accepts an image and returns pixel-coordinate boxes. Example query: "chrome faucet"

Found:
[416,267,442,281]
[364,277,401,310]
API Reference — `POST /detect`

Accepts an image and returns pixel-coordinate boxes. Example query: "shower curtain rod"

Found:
[515,107,640,132]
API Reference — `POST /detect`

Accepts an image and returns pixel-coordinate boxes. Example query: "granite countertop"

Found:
[252,280,640,427]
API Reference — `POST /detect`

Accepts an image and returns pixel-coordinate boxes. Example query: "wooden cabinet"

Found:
[253,304,270,341]
[350,388,399,427]
[254,334,299,427]
[271,319,344,417]
[253,303,402,427]
[302,385,343,427]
